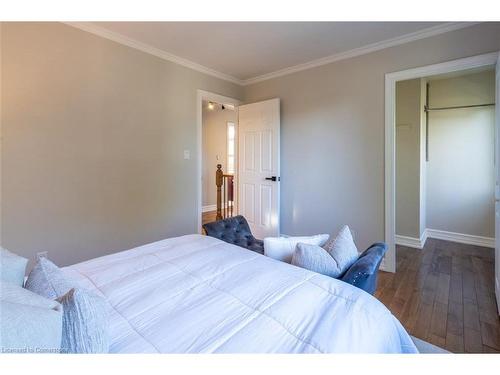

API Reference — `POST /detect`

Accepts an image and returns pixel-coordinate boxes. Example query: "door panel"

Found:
[261,130,273,172]
[260,185,273,227]
[238,98,280,238]
[242,183,256,223]
[244,132,256,171]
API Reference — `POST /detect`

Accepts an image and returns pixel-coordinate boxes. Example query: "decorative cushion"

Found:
[0,281,63,353]
[291,243,341,278]
[57,288,109,353]
[0,247,28,286]
[0,281,61,310]
[264,234,329,263]
[25,257,76,300]
[323,225,359,276]
[1,301,63,353]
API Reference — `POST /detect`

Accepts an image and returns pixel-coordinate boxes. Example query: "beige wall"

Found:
[244,23,500,250]
[202,101,237,207]
[395,79,423,238]
[1,22,499,265]
[1,22,243,266]
[426,70,495,237]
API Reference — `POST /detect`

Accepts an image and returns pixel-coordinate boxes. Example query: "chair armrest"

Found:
[340,243,387,295]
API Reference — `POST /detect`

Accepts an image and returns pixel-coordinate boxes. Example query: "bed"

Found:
[62,234,418,353]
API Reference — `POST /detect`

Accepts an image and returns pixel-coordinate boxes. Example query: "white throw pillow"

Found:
[0,247,28,286]
[264,234,329,263]
[0,281,63,353]
[323,225,359,276]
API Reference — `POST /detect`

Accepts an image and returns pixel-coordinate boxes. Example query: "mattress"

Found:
[63,234,417,353]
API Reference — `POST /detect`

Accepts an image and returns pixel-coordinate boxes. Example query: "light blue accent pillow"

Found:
[25,257,76,300]
[322,225,359,275]
[0,247,28,286]
[291,226,359,278]
[291,243,343,278]
[57,288,109,354]
[0,281,63,353]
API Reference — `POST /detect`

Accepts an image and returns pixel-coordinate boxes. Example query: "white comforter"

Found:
[63,234,417,353]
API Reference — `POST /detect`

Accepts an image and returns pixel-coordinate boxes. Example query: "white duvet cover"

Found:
[63,234,417,353]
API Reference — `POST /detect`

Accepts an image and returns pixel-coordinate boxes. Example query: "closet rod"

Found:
[424,103,495,112]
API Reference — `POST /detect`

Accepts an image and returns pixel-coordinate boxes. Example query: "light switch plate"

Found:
[183,150,190,160]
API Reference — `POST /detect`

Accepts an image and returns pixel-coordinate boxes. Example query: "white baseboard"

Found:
[395,231,428,249]
[425,228,494,248]
[202,205,217,213]
[396,228,494,249]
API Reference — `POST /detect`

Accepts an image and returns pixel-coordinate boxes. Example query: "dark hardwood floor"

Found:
[375,238,500,353]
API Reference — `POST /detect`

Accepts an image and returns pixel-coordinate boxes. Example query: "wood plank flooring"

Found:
[375,238,500,353]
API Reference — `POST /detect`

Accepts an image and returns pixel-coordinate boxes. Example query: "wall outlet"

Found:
[36,251,48,259]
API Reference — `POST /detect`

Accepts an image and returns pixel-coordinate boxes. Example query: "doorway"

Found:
[201,99,238,228]
[395,68,496,250]
[197,92,282,238]
[197,90,240,233]
[382,52,500,352]
[384,52,499,275]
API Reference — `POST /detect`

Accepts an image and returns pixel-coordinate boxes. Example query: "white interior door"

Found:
[238,98,280,239]
[495,52,500,315]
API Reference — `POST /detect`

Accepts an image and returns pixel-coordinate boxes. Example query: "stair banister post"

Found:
[216,164,223,220]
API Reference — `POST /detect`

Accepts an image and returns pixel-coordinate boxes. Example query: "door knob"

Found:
[265,176,280,182]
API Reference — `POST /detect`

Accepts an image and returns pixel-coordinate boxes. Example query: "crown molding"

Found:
[64,22,480,87]
[63,22,244,85]
[242,22,480,85]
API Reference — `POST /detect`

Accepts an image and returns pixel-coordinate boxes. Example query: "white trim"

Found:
[243,23,478,85]
[396,228,495,249]
[202,204,234,213]
[197,90,241,234]
[64,22,478,87]
[202,205,217,213]
[395,231,428,249]
[425,228,495,248]
[383,51,498,273]
[395,235,423,249]
[64,22,244,85]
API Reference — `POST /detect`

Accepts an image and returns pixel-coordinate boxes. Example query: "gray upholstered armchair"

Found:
[202,215,264,254]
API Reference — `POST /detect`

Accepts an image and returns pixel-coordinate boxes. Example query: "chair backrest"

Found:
[340,243,387,295]
[203,215,257,248]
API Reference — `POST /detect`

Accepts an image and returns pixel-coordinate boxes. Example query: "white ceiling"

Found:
[87,22,474,84]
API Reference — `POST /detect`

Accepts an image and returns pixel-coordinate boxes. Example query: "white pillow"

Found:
[0,247,28,286]
[323,225,359,276]
[264,234,329,263]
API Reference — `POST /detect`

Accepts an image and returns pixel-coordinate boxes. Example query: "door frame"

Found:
[196,90,241,233]
[383,52,499,273]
